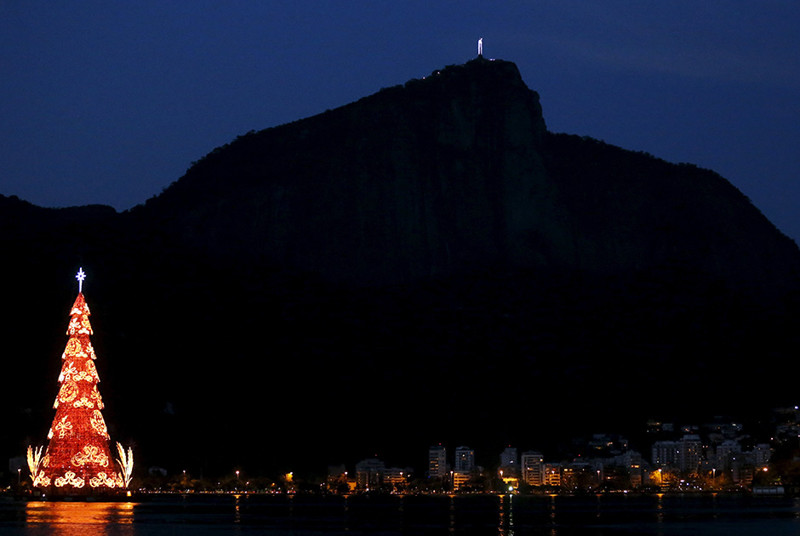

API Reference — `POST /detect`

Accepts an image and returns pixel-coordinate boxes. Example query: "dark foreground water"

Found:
[2,493,800,535]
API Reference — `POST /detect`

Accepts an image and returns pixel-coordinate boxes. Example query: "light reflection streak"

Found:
[233,494,241,524]
[498,494,515,536]
[448,494,456,533]
[25,501,135,536]
[548,493,557,535]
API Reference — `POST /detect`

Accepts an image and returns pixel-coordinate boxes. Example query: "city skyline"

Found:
[332,408,795,494]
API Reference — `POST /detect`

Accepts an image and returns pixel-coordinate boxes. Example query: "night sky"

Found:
[2,2,799,241]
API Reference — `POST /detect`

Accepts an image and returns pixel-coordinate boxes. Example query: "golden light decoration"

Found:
[89,472,119,488]
[70,445,109,468]
[54,416,73,438]
[63,338,81,357]
[32,473,51,488]
[73,396,94,409]
[90,385,104,409]
[58,381,78,404]
[90,410,109,438]
[116,442,134,488]
[31,270,133,495]
[27,445,44,482]
[54,471,85,488]
[85,360,99,380]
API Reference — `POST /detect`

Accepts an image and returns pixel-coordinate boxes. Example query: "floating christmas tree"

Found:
[29,269,132,494]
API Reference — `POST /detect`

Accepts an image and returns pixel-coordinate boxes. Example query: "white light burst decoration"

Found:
[116,442,134,488]
[27,445,44,482]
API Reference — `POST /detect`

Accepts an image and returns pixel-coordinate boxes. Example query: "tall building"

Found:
[753,443,772,469]
[521,451,544,486]
[453,471,472,490]
[679,434,703,473]
[428,444,448,478]
[652,440,679,469]
[452,446,475,491]
[499,446,519,477]
[454,446,475,472]
[713,439,741,472]
[383,467,408,489]
[544,463,562,487]
[355,457,385,489]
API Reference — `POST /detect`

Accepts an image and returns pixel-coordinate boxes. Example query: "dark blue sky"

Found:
[2,2,799,241]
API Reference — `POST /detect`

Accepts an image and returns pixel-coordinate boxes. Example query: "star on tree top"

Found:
[76,268,86,293]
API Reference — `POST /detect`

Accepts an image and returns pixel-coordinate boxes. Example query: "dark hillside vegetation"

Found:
[1,58,799,477]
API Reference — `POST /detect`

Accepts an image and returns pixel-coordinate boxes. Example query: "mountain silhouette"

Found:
[2,58,799,478]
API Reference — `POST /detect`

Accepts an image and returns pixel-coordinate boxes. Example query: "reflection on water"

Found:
[233,494,242,524]
[498,494,514,536]
[25,501,135,536]
[8,494,800,535]
[656,492,665,526]
[547,494,557,536]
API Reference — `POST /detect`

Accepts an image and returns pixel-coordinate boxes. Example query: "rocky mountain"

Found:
[136,58,800,291]
[2,58,799,478]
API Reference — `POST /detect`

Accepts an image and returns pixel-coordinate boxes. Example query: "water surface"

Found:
[1,493,798,535]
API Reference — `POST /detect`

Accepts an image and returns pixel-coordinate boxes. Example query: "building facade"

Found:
[355,457,385,489]
[499,446,519,477]
[428,444,448,479]
[454,446,475,472]
[521,451,545,486]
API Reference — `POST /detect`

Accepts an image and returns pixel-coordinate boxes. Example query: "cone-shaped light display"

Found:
[30,269,128,493]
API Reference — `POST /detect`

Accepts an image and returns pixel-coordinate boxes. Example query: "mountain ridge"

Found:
[2,58,799,477]
[130,57,800,292]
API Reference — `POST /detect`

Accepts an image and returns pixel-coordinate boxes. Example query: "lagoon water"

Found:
[2,493,799,535]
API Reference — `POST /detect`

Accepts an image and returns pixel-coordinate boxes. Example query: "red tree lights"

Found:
[28,269,132,494]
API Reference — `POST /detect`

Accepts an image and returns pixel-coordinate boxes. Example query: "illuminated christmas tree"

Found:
[29,269,132,494]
